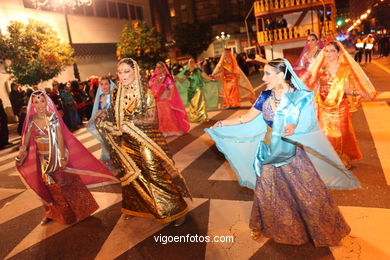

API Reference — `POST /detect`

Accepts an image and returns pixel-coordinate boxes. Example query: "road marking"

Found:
[5,192,122,259]
[372,61,390,74]
[375,91,390,100]
[172,110,245,172]
[362,101,390,185]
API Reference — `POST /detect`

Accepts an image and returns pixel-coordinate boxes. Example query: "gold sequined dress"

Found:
[96,82,189,223]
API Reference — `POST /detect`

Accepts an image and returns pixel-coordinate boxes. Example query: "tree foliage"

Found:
[173,23,213,59]
[117,20,167,70]
[0,19,74,86]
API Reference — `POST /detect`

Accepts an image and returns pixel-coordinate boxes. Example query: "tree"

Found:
[117,20,167,70]
[173,23,213,60]
[0,19,74,86]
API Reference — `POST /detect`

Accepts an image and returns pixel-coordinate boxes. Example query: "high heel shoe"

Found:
[172,216,186,227]
[40,217,53,225]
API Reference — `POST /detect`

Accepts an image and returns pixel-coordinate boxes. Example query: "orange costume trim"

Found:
[315,64,362,166]
[213,50,256,108]
[307,41,377,167]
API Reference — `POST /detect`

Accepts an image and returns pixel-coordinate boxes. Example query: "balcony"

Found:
[254,0,335,17]
[257,21,332,46]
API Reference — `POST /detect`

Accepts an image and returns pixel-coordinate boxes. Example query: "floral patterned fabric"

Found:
[249,95,351,247]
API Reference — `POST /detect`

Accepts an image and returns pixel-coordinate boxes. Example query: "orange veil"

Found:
[307,41,377,111]
[212,50,256,103]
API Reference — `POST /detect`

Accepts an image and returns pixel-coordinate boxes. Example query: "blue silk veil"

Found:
[87,80,115,161]
[205,59,361,190]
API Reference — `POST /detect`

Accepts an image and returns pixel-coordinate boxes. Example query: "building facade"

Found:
[349,0,375,21]
[167,0,254,59]
[0,0,152,115]
[254,0,336,61]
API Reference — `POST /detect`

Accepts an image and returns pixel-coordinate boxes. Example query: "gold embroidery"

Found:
[121,207,188,224]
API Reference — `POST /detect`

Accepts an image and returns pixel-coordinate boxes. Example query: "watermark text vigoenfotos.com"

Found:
[154,234,234,245]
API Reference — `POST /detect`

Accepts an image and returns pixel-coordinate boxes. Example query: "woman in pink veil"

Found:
[148,61,190,137]
[15,90,116,225]
[294,33,324,77]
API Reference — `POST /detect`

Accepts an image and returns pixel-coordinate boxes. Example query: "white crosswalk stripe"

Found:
[1,102,390,259]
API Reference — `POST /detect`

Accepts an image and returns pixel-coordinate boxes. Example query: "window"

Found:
[108,2,118,18]
[85,5,94,16]
[129,5,136,20]
[95,0,107,17]
[136,6,143,21]
[22,0,34,8]
[23,0,140,21]
[118,3,128,19]
[170,7,175,17]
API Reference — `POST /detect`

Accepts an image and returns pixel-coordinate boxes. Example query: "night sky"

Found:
[335,0,349,9]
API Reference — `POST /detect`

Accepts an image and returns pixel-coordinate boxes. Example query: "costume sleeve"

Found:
[253,90,271,111]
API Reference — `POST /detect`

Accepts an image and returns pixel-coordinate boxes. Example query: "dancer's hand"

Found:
[300,71,311,83]
[16,150,25,160]
[95,110,107,120]
[59,158,67,171]
[284,124,297,136]
[359,91,372,99]
[15,150,26,166]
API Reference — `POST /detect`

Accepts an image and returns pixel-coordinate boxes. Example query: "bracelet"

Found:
[217,121,223,127]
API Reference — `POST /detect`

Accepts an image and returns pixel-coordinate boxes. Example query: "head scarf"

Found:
[206,58,361,190]
[87,78,115,160]
[17,91,116,203]
[148,62,190,134]
[307,40,377,111]
[115,58,150,127]
[212,49,256,103]
[294,33,324,68]
[149,61,175,96]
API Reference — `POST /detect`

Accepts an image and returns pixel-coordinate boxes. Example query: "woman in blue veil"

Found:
[206,58,359,247]
[87,76,115,166]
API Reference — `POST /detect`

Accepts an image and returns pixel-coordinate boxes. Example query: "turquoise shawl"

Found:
[205,59,361,190]
[87,80,115,161]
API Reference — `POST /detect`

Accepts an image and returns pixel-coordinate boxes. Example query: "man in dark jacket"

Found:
[0,98,11,149]
[9,83,26,135]
[9,83,25,118]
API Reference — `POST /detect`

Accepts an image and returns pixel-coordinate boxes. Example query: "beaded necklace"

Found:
[271,85,291,105]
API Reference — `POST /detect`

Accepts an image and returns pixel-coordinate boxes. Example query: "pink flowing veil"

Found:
[17,91,116,203]
[149,62,190,133]
[293,33,325,68]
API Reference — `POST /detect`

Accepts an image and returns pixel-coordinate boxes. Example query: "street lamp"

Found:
[30,0,93,81]
[216,32,230,49]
